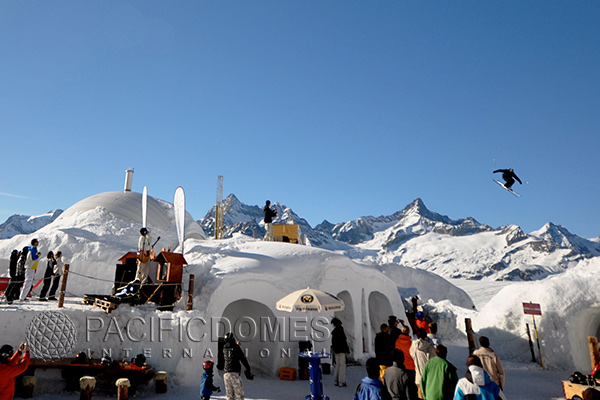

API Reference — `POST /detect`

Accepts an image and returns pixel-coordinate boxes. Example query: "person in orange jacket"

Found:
[395,326,418,399]
[0,342,31,400]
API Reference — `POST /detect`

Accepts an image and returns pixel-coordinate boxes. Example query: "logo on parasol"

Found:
[301,294,314,304]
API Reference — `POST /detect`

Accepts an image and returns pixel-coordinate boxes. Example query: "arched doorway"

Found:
[220,299,280,375]
[368,291,394,342]
[335,290,355,359]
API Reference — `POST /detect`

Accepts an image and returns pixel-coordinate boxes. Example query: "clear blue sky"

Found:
[1,1,599,238]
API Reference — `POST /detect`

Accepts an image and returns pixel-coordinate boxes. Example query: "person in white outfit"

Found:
[137,228,152,283]
[19,239,41,301]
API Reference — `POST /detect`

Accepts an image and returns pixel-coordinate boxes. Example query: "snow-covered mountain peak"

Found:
[0,209,63,239]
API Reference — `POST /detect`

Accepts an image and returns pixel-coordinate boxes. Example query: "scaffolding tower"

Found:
[215,175,224,240]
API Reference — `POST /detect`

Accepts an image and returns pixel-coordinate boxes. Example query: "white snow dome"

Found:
[57,190,205,240]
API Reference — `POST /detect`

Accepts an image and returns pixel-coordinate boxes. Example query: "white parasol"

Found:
[276,287,345,313]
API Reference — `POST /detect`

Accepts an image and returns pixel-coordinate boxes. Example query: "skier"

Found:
[19,239,41,302]
[263,200,277,241]
[493,168,522,190]
[137,228,152,283]
[200,359,221,400]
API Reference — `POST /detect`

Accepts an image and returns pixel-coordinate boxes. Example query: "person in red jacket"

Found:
[415,311,430,334]
[0,342,30,400]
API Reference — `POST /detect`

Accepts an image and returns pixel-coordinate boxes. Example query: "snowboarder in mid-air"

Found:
[493,168,522,190]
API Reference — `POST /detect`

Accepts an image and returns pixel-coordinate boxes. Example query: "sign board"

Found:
[523,302,542,316]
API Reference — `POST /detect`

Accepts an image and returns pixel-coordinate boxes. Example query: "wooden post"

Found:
[465,318,476,355]
[79,376,96,400]
[58,264,70,308]
[526,323,537,363]
[588,336,600,370]
[187,275,195,311]
[21,376,36,398]
[116,378,130,400]
[532,315,545,369]
[154,371,168,393]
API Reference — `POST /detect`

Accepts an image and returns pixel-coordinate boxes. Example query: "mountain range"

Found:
[200,194,600,281]
[0,209,63,239]
[3,194,599,282]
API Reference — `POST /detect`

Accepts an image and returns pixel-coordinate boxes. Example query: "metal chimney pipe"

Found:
[124,168,134,192]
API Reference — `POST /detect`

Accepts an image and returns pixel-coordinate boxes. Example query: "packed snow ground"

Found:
[4,276,573,400]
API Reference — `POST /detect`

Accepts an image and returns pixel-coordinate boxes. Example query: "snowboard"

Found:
[493,179,520,197]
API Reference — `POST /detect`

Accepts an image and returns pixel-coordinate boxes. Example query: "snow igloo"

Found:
[191,238,406,376]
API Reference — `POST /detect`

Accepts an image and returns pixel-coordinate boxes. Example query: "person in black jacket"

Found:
[375,324,393,380]
[388,316,402,351]
[263,200,277,241]
[493,168,522,190]
[331,317,350,387]
[222,332,252,399]
[39,251,57,301]
[4,250,20,304]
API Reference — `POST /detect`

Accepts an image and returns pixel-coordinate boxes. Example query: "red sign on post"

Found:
[523,302,542,316]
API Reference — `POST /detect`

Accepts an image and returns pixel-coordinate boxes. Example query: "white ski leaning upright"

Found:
[142,185,148,227]
[174,186,186,254]
[493,179,520,197]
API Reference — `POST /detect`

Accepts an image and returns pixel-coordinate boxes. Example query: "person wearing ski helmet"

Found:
[137,227,152,283]
[493,168,522,190]
[415,311,430,334]
[200,359,221,400]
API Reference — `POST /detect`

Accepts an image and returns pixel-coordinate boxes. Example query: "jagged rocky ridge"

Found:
[0,210,63,239]
[200,195,600,281]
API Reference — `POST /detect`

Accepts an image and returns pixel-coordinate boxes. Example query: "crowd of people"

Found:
[2,238,65,304]
[355,311,508,400]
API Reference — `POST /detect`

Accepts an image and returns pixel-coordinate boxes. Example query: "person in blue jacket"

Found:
[454,355,506,400]
[354,357,391,400]
[200,359,221,400]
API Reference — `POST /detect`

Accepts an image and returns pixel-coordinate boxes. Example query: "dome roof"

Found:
[58,191,205,239]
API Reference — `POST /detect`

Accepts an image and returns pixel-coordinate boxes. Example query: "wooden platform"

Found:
[562,380,598,399]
